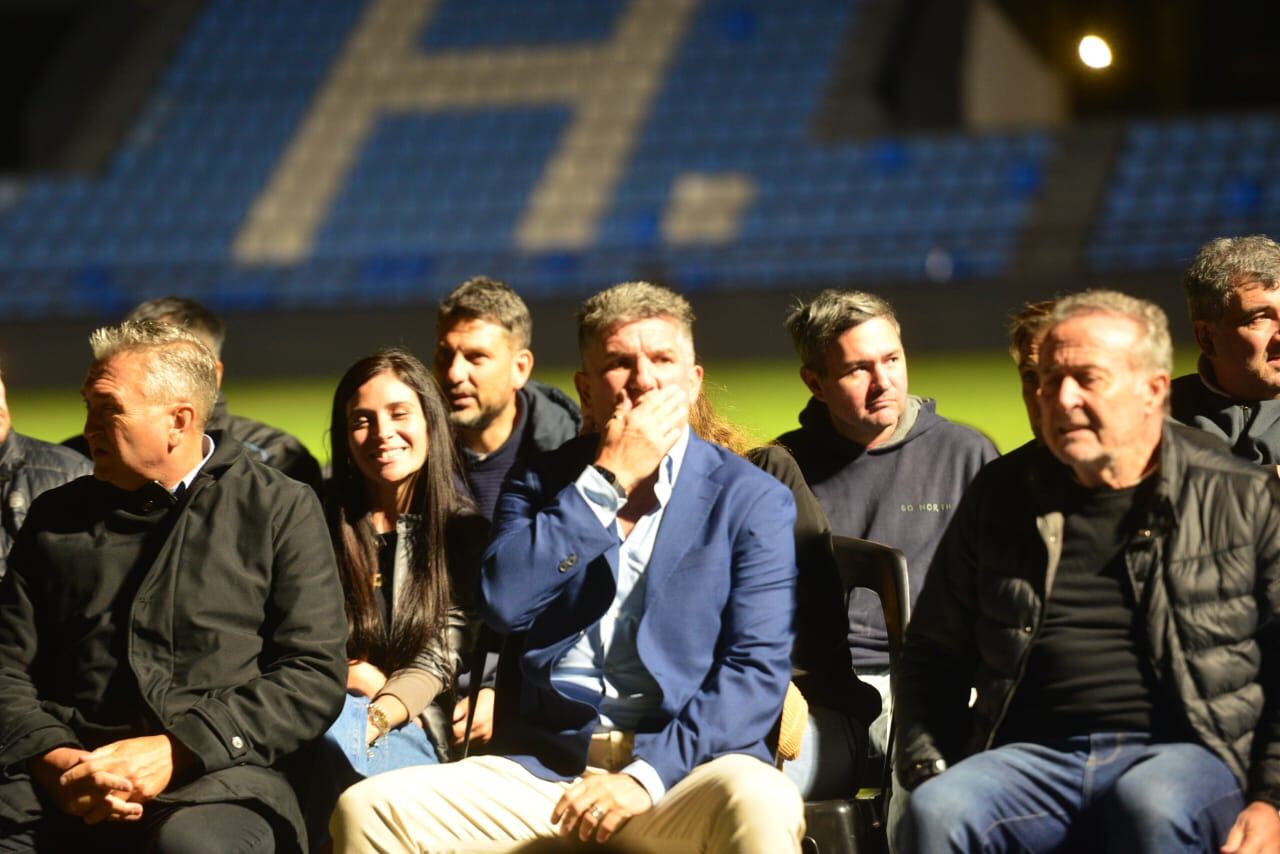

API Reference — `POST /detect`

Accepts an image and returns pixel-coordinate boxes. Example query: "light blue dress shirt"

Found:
[551,426,691,803]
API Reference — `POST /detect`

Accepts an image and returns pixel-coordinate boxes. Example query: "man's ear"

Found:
[1192,321,1216,358]
[511,349,534,391]
[573,371,591,412]
[1146,372,1171,413]
[800,367,825,401]
[170,403,197,449]
[214,360,225,389]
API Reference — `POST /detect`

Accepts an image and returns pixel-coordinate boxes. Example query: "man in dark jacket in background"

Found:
[776,288,996,755]
[0,368,90,579]
[433,277,581,749]
[63,296,323,493]
[0,320,346,852]
[433,276,580,519]
[1172,235,1280,473]
[895,290,1280,853]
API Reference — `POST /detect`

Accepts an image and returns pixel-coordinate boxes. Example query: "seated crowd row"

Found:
[0,234,1279,853]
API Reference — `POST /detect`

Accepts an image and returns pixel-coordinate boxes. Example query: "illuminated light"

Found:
[1078,34,1113,69]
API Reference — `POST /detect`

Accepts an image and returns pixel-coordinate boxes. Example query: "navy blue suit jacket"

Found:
[480,432,798,791]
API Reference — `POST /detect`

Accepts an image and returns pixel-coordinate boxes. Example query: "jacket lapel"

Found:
[642,434,722,595]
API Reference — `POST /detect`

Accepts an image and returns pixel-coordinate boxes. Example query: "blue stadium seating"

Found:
[1090,114,1280,272]
[0,0,1053,319]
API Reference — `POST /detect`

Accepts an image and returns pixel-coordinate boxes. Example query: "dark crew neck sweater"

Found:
[462,395,529,520]
[998,476,1167,744]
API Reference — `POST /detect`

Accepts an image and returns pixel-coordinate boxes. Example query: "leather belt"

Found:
[587,730,635,772]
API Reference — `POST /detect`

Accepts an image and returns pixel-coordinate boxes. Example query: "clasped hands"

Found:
[31,734,187,825]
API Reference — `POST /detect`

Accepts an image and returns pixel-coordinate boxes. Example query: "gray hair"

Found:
[88,319,219,427]
[785,289,899,375]
[438,276,532,350]
[576,282,695,358]
[1183,235,1280,323]
[1047,290,1172,377]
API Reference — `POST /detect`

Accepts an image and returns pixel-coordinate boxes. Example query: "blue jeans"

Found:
[896,734,1244,853]
[783,704,863,799]
[300,693,439,847]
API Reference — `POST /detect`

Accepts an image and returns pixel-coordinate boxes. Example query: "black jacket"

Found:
[62,397,323,494]
[0,432,91,579]
[517,381,581,460]
[0,434,348,847]
[896,426,1280,806]
[1171,362,1280,465]
[747,444,880,724]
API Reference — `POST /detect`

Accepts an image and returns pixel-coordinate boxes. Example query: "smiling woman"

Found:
[297,347,488,846]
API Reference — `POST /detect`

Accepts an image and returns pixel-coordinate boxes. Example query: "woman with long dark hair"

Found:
[305,347,486,841]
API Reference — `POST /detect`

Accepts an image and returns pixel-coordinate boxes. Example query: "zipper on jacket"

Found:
[984,513,1063,749]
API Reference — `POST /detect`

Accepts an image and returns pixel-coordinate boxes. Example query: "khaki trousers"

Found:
[330,753,804,854]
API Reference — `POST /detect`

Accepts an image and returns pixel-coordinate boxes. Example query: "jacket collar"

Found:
[635,431,723,595]
[1025,424,1180,533]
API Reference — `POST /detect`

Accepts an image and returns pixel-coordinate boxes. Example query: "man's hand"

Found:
[347,659,388,698]
[1221,801,1280,853]
[59,735,188,806]
[551,772,653,844]
[30,747,142,824]
[594,387,689,494]
[451,687,495,746]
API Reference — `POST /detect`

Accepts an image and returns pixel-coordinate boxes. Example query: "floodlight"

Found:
[1078,34,1112,70]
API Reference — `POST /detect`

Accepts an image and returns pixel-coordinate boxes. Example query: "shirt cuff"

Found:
[621,759,667,806]
[574,465,624,530]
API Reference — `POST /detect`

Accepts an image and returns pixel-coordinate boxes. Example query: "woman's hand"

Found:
[365,695,410,746]
[347,660,388,698]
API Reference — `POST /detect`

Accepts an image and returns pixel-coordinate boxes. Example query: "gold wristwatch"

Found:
[367,702,392,745]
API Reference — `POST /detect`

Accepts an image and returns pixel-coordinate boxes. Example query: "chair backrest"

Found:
[828,534,910,806]
[829,534,911,671]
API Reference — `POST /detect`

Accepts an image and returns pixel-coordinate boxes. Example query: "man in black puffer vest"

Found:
[0,370,91,579]
[896,290,1280,853]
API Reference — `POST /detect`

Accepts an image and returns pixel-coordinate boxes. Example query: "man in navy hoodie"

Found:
[776,289,997,755]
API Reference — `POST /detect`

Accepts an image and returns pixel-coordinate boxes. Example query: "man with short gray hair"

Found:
[63,296,324,492]
[775,288,995,780]
[1172,235,1280,468]
[896,289,1280,852]
[0,320,347,851]
[333,281,803,853]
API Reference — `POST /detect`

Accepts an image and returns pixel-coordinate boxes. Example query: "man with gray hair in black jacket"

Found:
[0,320,346,852]
[895,290,1280,853]
[1172,235,1280,472]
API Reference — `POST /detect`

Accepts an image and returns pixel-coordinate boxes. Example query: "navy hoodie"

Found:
[776,396,997,670]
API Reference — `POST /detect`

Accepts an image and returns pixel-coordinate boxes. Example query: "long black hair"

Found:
[326,347,472,673]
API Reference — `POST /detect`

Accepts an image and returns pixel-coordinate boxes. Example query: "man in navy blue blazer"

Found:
[332,282,804,854]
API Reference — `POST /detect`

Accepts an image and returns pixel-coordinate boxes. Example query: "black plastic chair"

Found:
[801,535,912,854]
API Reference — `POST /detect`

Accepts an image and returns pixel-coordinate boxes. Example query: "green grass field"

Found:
[9,349,1201,465]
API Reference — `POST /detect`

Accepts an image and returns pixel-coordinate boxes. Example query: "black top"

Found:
[998,476,1164,744]
[35,480,183,749]
[375,531,397,627]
